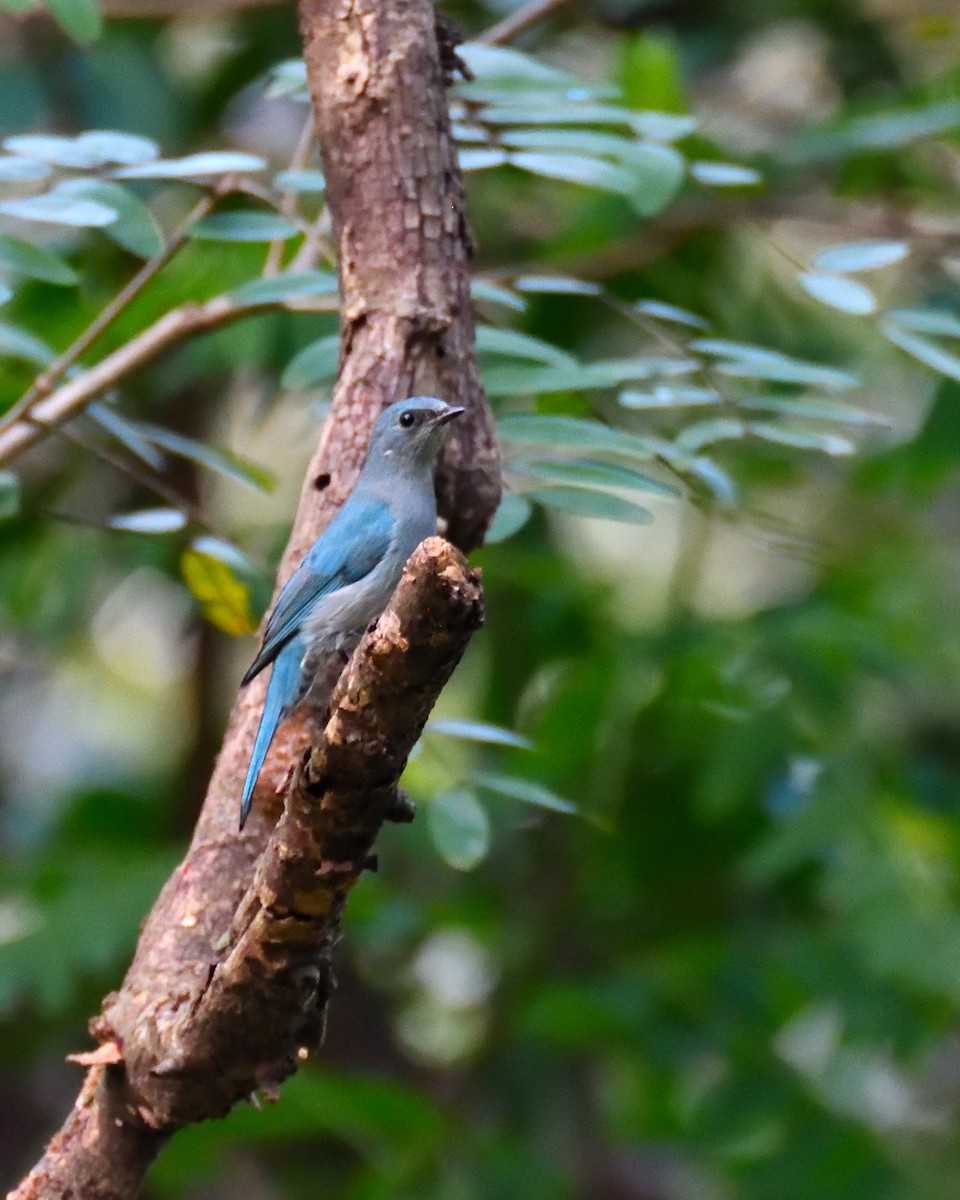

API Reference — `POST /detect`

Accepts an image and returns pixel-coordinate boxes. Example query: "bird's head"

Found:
[367,396,465,473]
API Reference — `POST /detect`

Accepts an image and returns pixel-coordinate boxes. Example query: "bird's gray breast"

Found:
[298,486,436,704]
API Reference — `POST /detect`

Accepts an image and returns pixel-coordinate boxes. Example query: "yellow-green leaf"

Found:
[181,548,256,636]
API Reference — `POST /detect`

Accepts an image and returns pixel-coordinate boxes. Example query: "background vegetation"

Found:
[5,1,960,1197]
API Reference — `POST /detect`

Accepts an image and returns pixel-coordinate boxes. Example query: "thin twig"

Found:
[0,294,338,466]
[479,0,575,46]
[263,113,318,277]
[55,422,209,526]
[1,190,224,435]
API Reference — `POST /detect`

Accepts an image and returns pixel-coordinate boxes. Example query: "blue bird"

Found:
[239,396,464,828]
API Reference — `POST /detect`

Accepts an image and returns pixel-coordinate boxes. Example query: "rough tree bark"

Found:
[8,1,500,1196]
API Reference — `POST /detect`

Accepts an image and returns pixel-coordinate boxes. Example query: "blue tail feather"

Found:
[239,636,305,829]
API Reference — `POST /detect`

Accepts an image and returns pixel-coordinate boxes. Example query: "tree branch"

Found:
[9,2,500,1196]
[0,293,337,467]
[9,539,483,1194]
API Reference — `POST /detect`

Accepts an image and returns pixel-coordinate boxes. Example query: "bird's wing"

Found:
[241,494,396,686]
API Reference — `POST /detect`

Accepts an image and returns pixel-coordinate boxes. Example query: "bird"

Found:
[238,396,464,828]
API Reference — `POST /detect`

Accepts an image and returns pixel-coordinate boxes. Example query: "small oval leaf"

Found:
[690,161,762,186]
[116,151,267,179]
[880,319,960,382]
[427,720,533,750]
[476,326,577,367]
[0,192,117,228]
[0,470,20,519]
[798,271,877,315]
[634,299,710,329]
[181,545,256,636]
[189,211,299,242]
[0,156,52,182]
[471,280,527,312]
[813,240,909,273]
[0,235,77,285]
[230,270,339,306]
[108,507,187,534]
[475,772,577,814]
[459,148,509,171]
[273,168,326,194]
[427,790,491,871]
[282,334,340,389]
[529,485,654,523]
[485,492,532,543]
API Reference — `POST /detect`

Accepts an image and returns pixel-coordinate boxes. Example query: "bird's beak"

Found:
[433,405,465,426]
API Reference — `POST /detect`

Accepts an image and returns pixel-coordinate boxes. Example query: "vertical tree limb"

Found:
[8,1,500,1196]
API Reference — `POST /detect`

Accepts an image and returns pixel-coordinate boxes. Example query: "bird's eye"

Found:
[398,411,416,429]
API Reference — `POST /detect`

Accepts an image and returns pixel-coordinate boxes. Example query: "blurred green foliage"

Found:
[5,2,960,1199]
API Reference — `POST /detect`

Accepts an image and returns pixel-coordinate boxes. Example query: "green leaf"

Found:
[0,156,51,182]
[427,790,492,871]
[273,169,326,193]
[623,143,686,216]
[684,456,738,506]
[499,127,648,158]
[631,111,697,142]
[75,130,158,166]
[740,396,883,426]
[56,180,163,258]
[498,414,660,460]
[459,148,509,171]
[485,492,532,542]
[136,422,275,492]
[4,133,103,168]
[230,270,339,306]
[674,418,747,455]
[0,236,76,285]
[884,308,960,338]
[481,101,650,129]
[116,151,266,179]
[451,121,488,143]
[190,534,257,575]
[470,280,527,311]
[508,150,640,198]
[0,470,20,518]
[457,44,581,90]
[475,772,577,814]
[181,544,256,636]
[691,339,860,390]
[529,485,654,523]
[427,719,534,750]
[510,457,679,497]
[189,211,300,243]
[747,423,856,456]
[513,275,601,296]
[634,298,710,329]
[485,355,698,397]
[44,0,101,42]
[264,60,309,101]
[690,161,762,186]
[476,325,577,367]
[497,125,686,209]
[107,507,187,534]
[620,385,720,409]
[0,191,117,228]
[879,319,960,383]
[282,334,340,389]
[797,272,877,315]
[847,99,960,149]
[0,322,55,365]
[813,240,909,273]
[87,404,166,470]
